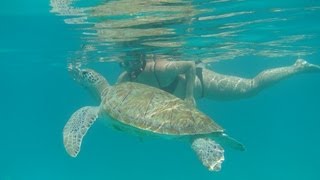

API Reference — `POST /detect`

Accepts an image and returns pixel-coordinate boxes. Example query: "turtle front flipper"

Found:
[63,106,99,157]
[191,138,225,171]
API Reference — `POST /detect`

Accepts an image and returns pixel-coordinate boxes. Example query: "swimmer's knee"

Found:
[239,80,258,95]
[250,79,258,89]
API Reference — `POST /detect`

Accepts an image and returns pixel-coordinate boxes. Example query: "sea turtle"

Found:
[63,66,244,171]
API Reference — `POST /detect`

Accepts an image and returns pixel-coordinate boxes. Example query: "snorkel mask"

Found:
[119,53,146,79]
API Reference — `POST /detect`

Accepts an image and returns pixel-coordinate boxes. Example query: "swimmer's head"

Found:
[119,52,146,74]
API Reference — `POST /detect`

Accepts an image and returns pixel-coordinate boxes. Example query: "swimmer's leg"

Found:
[254,59,320,89]
[202,59,320,100]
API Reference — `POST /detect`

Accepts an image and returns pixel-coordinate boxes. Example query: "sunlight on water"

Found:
[49,0,320,65]
[1,0,320,179]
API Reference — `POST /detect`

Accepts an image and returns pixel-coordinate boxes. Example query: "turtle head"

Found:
[68,65,109,101]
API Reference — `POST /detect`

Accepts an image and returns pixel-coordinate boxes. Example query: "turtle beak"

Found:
[67,64,82,83]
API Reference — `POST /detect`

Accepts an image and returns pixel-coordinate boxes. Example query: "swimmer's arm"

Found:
[117,72,130,84]
[165,61,196,106]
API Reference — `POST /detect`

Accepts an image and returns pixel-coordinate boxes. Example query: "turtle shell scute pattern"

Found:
[102,82,223,136]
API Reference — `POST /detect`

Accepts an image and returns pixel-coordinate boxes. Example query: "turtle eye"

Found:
[83,70,99,84]
[82,71,89,76]
[81,71,92,81]
[82,71,92,79]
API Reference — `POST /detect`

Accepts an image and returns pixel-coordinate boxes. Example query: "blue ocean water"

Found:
[1,0,320,179]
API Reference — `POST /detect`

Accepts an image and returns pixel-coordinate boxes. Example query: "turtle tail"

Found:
[63,106,100,157]
[214,133,245,151]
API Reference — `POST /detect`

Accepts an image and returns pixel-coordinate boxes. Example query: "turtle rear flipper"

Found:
[191,138,224,171]
[63,106,99,157]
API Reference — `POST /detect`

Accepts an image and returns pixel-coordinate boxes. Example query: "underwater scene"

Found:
[1,0,320,179]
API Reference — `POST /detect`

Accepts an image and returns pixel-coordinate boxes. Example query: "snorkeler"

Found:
[117,54,320,104]
[118,54,196,106]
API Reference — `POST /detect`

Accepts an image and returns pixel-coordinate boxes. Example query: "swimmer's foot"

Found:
[294,59,320,73]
